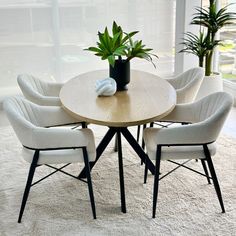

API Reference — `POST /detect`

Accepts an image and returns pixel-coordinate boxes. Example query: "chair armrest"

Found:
[30,128,94,149]
[47,82,64,96]
[33,105,80,127]
[19,80,61,106]
[144,123,214,146]
[35,95,61,106]
[160,103,195,123]
[166,78,178,88]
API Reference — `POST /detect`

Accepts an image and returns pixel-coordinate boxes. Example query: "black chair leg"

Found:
[141,124,147,165]
[152,145,161,218]
[114,134,118,152]
[81,122,87,128]
[137,125,141,143]
[203,144,225,213]
[82,147,97,219]
[18,150,40,223]
[144,156,148,184]
[117,131,126,213]
[141,124,147,150]
[200,159,211,184]
[143,122,155,183]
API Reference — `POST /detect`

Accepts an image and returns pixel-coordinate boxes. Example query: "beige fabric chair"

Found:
[137,67,205,146]
[17,74,63,106]
[166,67,204,104]
[3,96,97,222]
[143,92,233,218]
[17,73,85,128]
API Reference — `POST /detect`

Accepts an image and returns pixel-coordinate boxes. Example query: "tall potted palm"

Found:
[180,0,236,99]
[86,21,158,91]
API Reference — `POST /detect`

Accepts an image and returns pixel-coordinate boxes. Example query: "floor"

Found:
[1,122,235,235]
[1,106,236,137]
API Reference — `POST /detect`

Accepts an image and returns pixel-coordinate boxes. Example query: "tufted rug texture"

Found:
[0,125,236,236]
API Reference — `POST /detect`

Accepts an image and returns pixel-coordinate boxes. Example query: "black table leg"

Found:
[120,127,155,175]
[117,130,126,213]
[78,128,116,179]
[78,126,155,178]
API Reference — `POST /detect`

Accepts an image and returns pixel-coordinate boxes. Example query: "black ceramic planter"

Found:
[109,60,130,91]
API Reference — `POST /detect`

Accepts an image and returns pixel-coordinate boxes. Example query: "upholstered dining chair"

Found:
[17,73,87,128]
[166,67,205,104]
[3,96,97,222]
[17,74,63,106]
[137,67,205,146]
[143,92,233,218]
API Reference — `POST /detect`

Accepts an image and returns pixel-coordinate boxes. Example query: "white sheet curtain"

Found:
[0,0,175,88]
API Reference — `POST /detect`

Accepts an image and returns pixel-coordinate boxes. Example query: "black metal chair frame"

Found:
[46,121,87,129]
[18,145,96,223]
[144,142,225,218]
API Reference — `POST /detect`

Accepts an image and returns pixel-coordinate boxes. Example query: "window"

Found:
[0,0,176,89]
[202,0,236,78]
[218,0,236,80]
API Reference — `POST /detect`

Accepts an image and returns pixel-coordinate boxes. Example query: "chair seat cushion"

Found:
[146,143,216,161]
[22,147,96,165]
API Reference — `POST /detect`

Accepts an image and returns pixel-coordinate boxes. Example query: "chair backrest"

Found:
[167,67,204,104]
[169,67,204,89]
[3,96,77,147]
[3,96,39,147]
[192,92,233,142]
[17,74,62,106]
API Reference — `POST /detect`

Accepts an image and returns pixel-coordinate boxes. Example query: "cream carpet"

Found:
[0,125,236,236]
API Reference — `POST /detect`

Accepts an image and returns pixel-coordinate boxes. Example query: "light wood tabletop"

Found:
[60,70,176,127]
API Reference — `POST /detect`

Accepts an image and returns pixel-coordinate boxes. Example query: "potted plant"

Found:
[180,0,236,99]
[86,21,158,91]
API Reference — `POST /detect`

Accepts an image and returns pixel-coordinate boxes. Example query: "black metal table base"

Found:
[78,127,155,214]
[78,127,155,179]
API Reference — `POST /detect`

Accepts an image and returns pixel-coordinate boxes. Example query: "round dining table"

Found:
[60,69,176,212]
[60,70,176,127]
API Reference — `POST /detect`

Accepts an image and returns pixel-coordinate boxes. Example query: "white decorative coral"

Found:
[95,78,117,96]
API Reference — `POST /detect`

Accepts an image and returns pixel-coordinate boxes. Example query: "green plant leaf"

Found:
[112,21,119,36]
[112,32,122,49]
[86,21,158,68]
[86,47,102,53]
[101,55,108,60]
[98,31,107,49]
[113,48,125,58]
[108,55,115,67]
[122,31,139,44]
[95,53,104,57]
[103,27,112,52]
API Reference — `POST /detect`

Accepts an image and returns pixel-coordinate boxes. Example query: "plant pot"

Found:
[196,73,223,100]
[109,60,130,91]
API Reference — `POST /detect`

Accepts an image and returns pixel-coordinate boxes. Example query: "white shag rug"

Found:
[0,125,236,236]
